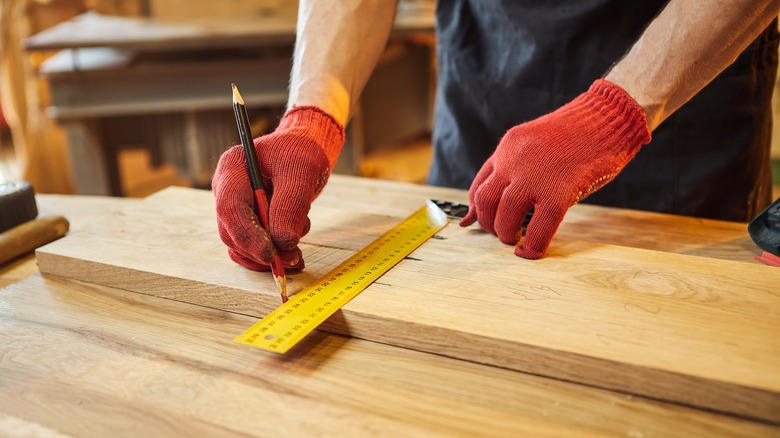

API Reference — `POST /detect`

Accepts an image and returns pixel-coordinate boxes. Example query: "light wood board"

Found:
[23,11,435,52]
[0,194,135,288]
[2,274,777,437]
[35,175,780,423]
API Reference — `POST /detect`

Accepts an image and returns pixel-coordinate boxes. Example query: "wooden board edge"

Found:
[35,244,780,424]
[35,250,274,318]
[323,311,780,425]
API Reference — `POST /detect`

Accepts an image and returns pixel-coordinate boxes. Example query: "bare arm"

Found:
[288,0,400,125]
[606,0,780,130]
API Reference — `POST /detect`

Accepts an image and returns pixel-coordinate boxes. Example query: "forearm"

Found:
[605,0,780,130]
[288,0,399,125]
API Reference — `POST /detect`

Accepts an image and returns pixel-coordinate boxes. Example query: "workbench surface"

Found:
[1,176,777,437]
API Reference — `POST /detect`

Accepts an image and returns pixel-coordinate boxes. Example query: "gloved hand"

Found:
[212,106,345,271]
[460,79,652,259]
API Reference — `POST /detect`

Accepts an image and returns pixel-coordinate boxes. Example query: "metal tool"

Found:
[430,199,534,231]
[749,197,780,257]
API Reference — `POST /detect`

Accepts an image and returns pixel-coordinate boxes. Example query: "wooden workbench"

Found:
[1,176,778,437]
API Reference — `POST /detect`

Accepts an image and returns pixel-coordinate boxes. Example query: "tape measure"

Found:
[234,200,450,353]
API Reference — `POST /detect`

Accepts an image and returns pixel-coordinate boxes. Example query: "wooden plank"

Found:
[149,0,298,21]
[35,176,780,423]
[0,194,135,287]
[23,11,435,52]
[23,12,298,52]
[1,274,777,437]
[42,50,292,120]
[316,177,758,263]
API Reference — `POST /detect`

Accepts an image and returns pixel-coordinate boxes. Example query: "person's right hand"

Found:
[212,106,345,272]
[459,80,651,259]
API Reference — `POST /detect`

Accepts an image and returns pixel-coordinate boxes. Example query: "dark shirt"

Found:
[430,0,778,221]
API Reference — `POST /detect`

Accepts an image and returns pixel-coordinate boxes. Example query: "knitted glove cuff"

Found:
[278,105,346,168]
[584,79,652,146]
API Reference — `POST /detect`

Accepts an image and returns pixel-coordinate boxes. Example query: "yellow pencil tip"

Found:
[232,83,244,105]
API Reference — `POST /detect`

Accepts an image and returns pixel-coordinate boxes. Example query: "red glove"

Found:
[460,79,651,259]
[212,106,344,271]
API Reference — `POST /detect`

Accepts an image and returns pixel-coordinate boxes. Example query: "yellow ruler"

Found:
[234,200,450,353]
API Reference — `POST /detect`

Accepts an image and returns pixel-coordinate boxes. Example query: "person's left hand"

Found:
[460,79,652,259]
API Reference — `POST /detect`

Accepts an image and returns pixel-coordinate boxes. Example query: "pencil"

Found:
[231,83,288,303]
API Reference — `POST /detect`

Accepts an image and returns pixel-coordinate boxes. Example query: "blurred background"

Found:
[0,0,435,197]
[0,0,778,201]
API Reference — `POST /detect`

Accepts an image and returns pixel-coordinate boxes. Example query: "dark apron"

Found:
[430,0,778,221]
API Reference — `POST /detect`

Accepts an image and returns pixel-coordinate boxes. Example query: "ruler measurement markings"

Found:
[235,202,449,353]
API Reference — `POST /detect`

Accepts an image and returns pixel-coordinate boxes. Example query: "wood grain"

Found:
[1,274,776,437]
[35,176,780,423]
[315,176,758,262]
[0,194,135,289]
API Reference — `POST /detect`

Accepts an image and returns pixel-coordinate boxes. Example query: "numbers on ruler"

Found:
[243,208,444,350]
